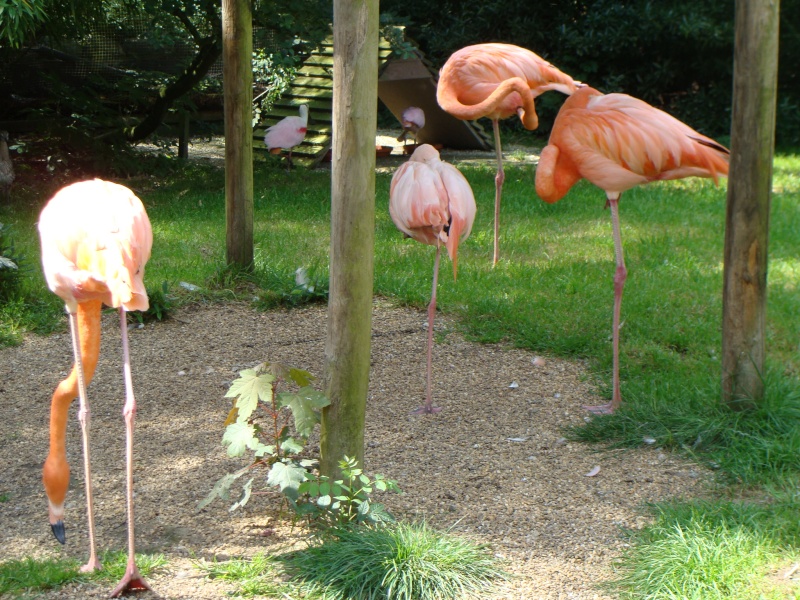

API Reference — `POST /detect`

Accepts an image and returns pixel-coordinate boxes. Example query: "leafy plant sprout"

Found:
[200,361,329,512]
[201,362,400,530]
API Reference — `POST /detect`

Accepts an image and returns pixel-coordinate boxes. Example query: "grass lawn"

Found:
[1,149,798,598]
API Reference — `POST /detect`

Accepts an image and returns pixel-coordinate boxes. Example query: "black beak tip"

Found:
[51,521,66,544]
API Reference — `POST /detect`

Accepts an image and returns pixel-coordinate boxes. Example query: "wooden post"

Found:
[320,0,379,477]
[721,0,780,408]
[222,0,254,267]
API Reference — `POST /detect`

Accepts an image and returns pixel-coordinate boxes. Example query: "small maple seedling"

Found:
[199,361,329,512]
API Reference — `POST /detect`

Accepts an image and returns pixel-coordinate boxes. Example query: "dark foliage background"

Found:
[383,0,799,147]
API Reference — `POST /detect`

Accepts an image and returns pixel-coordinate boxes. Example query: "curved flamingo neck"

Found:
[43,300,102,503]
[438,77,539,129]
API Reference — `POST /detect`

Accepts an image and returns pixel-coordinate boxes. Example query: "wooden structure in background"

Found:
[254,34,491,166]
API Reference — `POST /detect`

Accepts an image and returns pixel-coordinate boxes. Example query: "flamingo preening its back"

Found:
[389,144,476,414]
[535,86,730,414]
[437,43,581,266]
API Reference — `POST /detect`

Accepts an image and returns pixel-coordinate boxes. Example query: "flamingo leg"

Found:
[585,194,626,414]
[110,309,154,598]
[68,309,102,574]
[412,244,443,415]
[491,118,504,267]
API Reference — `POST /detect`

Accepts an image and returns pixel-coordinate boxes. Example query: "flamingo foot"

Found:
[582,402,615,415]
[79,556,102,574]
[109,563,154,598]
[411,404,442,415]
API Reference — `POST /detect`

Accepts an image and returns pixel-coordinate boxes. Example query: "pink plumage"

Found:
[396,106,425,144]
[436,43,581,266]
[535,86,729,414]
[389,144,476,414]
[264,105,309,167]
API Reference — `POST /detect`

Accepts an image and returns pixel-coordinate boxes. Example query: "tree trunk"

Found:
[222,0,254,268]
[320,0,379,477]
[125,38,222,143]
[721,0,779,408]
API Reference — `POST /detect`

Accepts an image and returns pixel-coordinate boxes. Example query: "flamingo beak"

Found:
[51,520,66,544]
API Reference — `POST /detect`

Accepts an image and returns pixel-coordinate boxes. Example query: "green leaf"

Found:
[229,477,253,511]
[299,480,319,496]
[280,437,304,455]
[283,387,330,437]
[365,502,396,524]
[222,422,259,457]
[197,468,248,510]
[375,480,387,491]
[317,494,332,507]
[319,481,331,497]
[225,370,275,422]
[267,461,307,500]
[253,443,276,457]
[288,367,315,387]
[359,474,370,485]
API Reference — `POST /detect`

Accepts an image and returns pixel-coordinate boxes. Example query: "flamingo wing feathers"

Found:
[389,160,450,247]
[537,87,730,202]
[389,144,476,278]
[39,179,152,313]
[437,43,580,126]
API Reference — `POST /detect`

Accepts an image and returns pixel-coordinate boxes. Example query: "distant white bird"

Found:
[0,131,14,201]
[396,106,425,146]
[264,105,309,169]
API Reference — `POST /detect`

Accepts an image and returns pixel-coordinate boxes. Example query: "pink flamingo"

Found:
[535,86,730,413]
[38,179,154,597]
[396,106,426,147]
[264,104,309,169]
[437,43,580,266]
[389,144,477,414]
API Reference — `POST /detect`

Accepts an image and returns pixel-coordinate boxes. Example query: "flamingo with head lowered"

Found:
[389,144,476,414]
[535,86,730,414]
[38,179,154,597]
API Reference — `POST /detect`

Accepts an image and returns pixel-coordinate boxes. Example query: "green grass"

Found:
[199,552,291,597]
[279,522,508,600]
[2,151,799,598]
[608,492,800,599]
[0,551,165,596]
[198,523,507,600]
[0,557,80,596]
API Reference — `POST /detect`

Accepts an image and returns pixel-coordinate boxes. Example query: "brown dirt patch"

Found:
[0,300,711,598]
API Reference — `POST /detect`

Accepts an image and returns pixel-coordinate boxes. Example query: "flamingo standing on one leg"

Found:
[396,106,426,147]
[264,104,309,170]
[38,179,154,597]
[389,144,476,414]
[535,86,730,414]
[436,43,580,266]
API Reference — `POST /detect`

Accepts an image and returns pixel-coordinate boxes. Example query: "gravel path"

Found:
[0,301,711,599]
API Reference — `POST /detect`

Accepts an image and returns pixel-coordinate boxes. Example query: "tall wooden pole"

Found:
[320,0,379,476]
[721,0,780,408]
[222,0,254,267]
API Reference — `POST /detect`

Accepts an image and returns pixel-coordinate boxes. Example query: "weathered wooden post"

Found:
[721,0,780,408]
[320,0,379,476]
[222,0,254,267]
